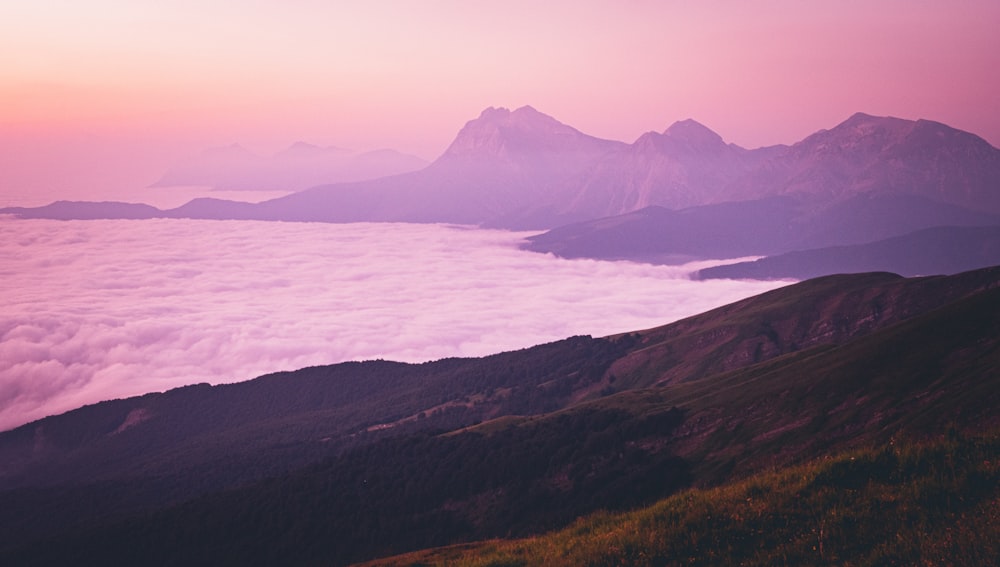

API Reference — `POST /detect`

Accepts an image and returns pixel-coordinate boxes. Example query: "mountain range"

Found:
[1,265,998,565]
[519,110,1000,271]
[5,106,999,279]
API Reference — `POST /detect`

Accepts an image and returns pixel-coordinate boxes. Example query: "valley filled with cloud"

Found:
[0,219,786,431]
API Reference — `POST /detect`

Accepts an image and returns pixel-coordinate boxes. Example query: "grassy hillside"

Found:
[0,336,635,489]
[599,266,999,392]
[370,432,1000,566]
[0,267,997,565]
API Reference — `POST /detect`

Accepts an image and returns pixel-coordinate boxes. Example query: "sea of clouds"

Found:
[0,219,790,431]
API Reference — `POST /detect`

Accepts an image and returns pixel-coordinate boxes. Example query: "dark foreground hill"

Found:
[370,432,1000,566]
[1,266,998,565]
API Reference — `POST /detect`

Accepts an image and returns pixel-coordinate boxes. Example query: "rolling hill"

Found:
[1,265,997,565]
[368,432,1000,566]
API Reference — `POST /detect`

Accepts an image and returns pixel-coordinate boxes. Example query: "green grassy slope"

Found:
[466,283,1000,485]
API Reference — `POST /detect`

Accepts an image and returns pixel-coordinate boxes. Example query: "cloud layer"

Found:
[0,219,788,431]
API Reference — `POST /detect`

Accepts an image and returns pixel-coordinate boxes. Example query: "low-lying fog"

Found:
[0,219,790,431]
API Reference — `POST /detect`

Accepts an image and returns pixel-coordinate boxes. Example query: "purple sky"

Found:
[1,1,999,205]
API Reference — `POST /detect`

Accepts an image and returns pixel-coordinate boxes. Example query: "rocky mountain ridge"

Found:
[5,107,998,231]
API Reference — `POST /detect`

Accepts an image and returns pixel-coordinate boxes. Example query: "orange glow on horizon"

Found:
[1,0,998,204]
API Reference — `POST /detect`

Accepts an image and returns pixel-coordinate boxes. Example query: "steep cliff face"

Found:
[555,111,1000,223]
[439,106,623,176]
[557,119,777,218]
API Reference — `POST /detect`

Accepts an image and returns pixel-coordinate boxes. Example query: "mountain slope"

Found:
[551,119,782,219]
[4,267,995,490]
[523,193,1000,266]
[229,106,626,227]
[544,111,1000,227]
[521,198,802,261]
[2,273,997,565]
[697,225,1000,280]
[1,266,998,565]
[747,112,1000,212]
[0,336,633,490]
[596,265,1000,393]
[370,432,1000,567]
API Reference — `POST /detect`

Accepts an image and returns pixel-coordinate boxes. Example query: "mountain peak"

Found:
[477,106,511,120]
[664,118,718,138]
[657,119,728,153]
[845,111,877,123]
[289,141,321,151]
[510,104,543,118]
[470,105,562,129]
[440,105,609,161]
[831,112,912,133]
[275,141,327,160]
[794,112,913,152]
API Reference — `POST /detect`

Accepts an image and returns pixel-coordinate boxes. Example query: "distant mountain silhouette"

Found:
[523,110,1000,274]
[523,194,1000,263]
[150,142,427,192]
[4,108,999,236]
[0,201,161,220]
[696,225,1000,280]
[547,119,784,220]
[150,143,262,189]
[725,112,1000,211]
[233,106,626,226]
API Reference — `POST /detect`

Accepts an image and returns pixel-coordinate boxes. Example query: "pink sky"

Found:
[1,0,999,205]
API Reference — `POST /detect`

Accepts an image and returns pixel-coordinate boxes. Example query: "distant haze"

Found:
[0,219,787,431]
[1,1,998,205]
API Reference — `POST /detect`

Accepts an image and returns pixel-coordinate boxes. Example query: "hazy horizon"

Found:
[2,1,998,206]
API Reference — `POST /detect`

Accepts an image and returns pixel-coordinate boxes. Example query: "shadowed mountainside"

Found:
[522,194,1000,265]
[521,111,1000,275]
[697,225,1000,281]
[1,266,998,565]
